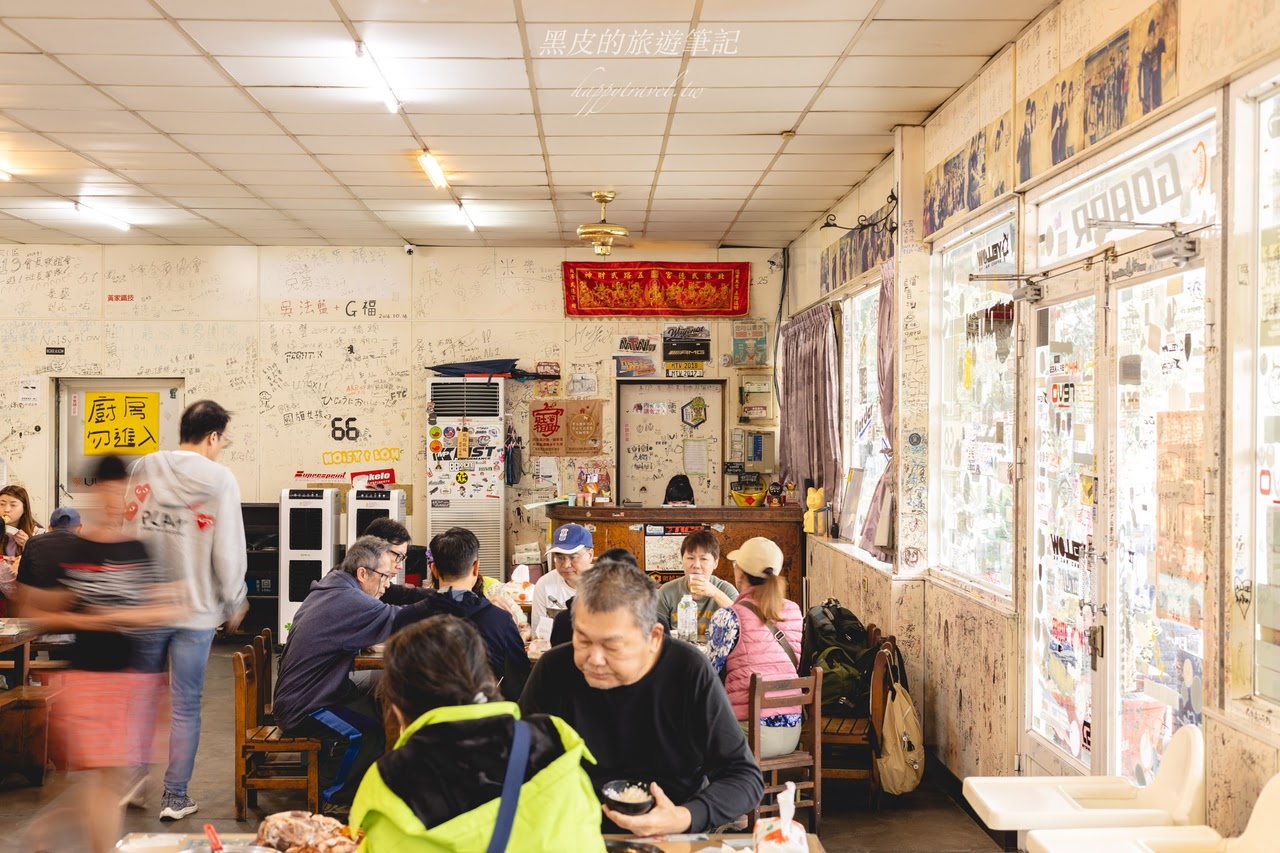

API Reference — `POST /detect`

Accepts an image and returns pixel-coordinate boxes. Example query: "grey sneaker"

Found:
[159,790,198,820]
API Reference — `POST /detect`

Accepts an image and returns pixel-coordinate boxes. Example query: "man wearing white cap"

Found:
[530,522,593,633]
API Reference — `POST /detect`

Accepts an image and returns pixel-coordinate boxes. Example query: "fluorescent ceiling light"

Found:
[418,152,448,189]
[0,169,10,181]
[355,41,400,113]
[74,201,130,231]
[456,202,475,232]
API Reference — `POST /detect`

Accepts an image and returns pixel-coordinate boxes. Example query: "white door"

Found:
[1024,266,1109,777]
[1023,261,1208,782]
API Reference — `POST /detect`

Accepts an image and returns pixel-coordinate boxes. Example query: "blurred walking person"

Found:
[14,455,177,852]
[126,399,249,820]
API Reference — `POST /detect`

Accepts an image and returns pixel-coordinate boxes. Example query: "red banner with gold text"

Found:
[562,261,751,317]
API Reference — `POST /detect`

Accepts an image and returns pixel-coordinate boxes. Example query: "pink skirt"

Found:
[47,670,167,771]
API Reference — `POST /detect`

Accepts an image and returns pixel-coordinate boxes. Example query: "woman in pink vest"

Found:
[705,536,803,758]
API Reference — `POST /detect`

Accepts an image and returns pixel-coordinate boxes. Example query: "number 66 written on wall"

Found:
[330,417,360,441]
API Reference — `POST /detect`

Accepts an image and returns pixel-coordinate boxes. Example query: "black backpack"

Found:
[800,598,909,719]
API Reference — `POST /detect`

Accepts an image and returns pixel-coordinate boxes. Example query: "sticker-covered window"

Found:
[841,287,885,545]
[936,221,1017,589]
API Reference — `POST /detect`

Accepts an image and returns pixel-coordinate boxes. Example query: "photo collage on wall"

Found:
[818,196,896,295]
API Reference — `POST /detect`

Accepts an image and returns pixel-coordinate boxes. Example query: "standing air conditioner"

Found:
[426,378,506,581]
[279,488,340,642]
[347,489,409,582]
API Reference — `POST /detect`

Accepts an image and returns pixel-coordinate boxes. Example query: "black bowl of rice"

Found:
[601,779,655,815]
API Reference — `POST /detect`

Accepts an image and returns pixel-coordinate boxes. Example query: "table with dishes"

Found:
[0,617,39,688]
[114,832,828,852]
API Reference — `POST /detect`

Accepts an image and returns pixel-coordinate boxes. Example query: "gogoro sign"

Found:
[1036,122,1215,267]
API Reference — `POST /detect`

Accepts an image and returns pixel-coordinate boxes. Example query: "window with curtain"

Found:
[840,286,885,544]
[936,220,1018,590]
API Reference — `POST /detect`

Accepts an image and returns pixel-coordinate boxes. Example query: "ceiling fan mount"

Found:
[576,190,630,255]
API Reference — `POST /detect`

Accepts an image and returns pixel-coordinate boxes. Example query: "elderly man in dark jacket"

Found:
[272,535,436,810]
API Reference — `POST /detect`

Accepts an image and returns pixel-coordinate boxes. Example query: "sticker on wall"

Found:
[429,425,442,439]
[614,355,657,377]
[18,376,38,406]
[616,335,657,353]
[681,396,708,428]
[731,319,769,367]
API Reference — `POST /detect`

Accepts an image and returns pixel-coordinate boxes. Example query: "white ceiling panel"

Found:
[833,55,987,88]
[216,57,369,88]
[672,88,816,114]
[101,85,259,112]
[5,109,153,134]
[200,153,327,172]
[171,135,306,155]
[276,112,409,136]
[813,86,958,112]
[58,55,226,86]
[139,111,282,134]
[880,0,1056,19]
[520,3,694,23]
[406,113,540,137]
[156,0,339,20]
[379,58,530,89]
[428,136,545,156]
[357,23,525,58]
[0,84,118,110]
[799,111,931,135]
[531,58,684,89]
[6,19,197,54]
[700,0,877,22]
[683,57,840,88]
[542,136,661,156]
[659,153,775,171]
[0,1,1047,247]
[0,54,84,84]
[180,21,352,57]
[850,20,1026,57]
[394,88,534,114]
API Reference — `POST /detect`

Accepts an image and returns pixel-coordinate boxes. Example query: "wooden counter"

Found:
[548,505,805,604]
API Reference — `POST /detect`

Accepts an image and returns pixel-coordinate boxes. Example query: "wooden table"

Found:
[0,619,38,688]
[116,832,826,851]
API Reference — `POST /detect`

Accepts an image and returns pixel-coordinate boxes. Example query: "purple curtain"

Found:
[779,303,842,506]
[859,261,896,561]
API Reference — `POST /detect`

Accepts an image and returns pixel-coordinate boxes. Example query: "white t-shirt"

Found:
[530,569,576,634]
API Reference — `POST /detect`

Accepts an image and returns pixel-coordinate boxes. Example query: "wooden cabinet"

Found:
[547,505,805,604]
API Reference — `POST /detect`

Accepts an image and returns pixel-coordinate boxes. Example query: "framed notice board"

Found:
[616,380,725,507]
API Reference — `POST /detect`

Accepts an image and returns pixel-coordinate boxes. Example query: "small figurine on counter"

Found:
[765,481,786,507]
[802,486,824,534]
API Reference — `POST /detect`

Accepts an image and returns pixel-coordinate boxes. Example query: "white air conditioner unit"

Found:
[278,488,340,642]
[347,489,409,582]
[426,377,507,580]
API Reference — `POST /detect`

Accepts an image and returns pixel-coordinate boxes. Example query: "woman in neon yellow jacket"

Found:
[350,615,605,852]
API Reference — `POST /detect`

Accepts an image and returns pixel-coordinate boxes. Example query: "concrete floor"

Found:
[0,643,1000,853]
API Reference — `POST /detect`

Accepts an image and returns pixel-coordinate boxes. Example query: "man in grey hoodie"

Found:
[127,399,249,821]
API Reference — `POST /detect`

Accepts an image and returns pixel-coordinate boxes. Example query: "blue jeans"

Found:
[132,627,216,798]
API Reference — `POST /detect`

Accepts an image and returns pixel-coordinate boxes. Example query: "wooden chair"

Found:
[747,668,823,835]
[820,632,894,808]
[253,628,275,722]
[232,649,319,819]
[0,684,60,786]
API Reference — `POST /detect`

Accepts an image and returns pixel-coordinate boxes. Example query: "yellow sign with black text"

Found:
[83,391,160,456]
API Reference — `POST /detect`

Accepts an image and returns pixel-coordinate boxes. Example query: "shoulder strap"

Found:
[487,718,531,853]
[738,601,798,669]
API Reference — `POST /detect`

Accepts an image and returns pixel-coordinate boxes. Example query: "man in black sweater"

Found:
[520,560,762,836]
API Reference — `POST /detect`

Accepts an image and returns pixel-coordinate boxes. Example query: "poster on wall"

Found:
[731,319,769,366]
[1012,0,1178,189]
[1155,410,1205,626]
[924,111,1013,237]
[527,399,604,457]
[663,322,711,378]
[83,391,160,455]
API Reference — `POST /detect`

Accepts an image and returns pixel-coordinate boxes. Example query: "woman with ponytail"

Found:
[349,615,605,852]
[706,537,805,758]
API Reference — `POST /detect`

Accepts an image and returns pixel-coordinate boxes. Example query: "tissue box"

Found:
[752,817,807,853]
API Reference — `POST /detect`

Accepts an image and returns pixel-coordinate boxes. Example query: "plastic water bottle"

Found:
[677,594,696,641]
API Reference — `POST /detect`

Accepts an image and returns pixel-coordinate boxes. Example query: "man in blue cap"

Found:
[530,522,593,634]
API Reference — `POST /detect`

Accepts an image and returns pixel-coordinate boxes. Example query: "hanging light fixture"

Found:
[576,190,630,256]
